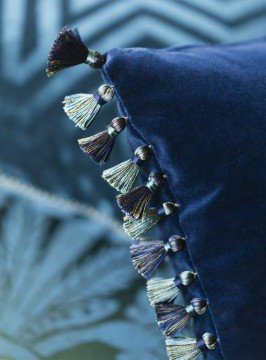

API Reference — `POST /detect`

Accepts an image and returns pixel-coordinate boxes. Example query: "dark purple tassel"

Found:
[78,117,127,165]
[155,298,207,336]
[116,171,166,219]
[46,26,105,77]
[130,235,185,280]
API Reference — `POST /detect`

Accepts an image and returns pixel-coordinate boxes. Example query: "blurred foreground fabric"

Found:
[0,1,265,359]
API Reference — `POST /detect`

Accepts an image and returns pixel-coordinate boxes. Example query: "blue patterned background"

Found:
[0,1,265,359]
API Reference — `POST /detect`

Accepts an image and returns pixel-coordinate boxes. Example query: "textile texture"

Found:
[102,39,266,360]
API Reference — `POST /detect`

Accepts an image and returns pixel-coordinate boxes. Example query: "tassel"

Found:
[117,171,167,219]
[102,145,152,193]
[155,298,207,336]
[166,333,217,360]
[147,271,196,306]
[130,235,185,279]
[63,84,115,130]
[123,202,178,239]
[78,117,127,164]
[46,26,105,77]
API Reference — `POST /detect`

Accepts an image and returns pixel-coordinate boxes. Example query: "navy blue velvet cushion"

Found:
[102,39,266,360]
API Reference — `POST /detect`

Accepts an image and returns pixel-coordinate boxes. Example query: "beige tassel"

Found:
[146,271,196,306]
[123,202,178,239]
[166,333,217,360]
[63,84,114,130]
[102,145,152,193]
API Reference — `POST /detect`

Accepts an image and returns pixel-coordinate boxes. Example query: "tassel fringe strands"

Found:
[78,117,127,165]
[147,271,196,306]
[102,145,152,193]
[130,235,185,279]
[117,171,166,220]
[155,298,207,336]
[63,84,115,130]
[123,202,178,239]
[46,25,219,360]
[46,26,105,77]
[166,333,217,360]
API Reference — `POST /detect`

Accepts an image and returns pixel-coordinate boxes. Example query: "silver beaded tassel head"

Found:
[166,333,217,360]
[85,49,106,69]
[123,202,178,239]
[102,145,152,193]
[63,84,114,130]
[146,271,196,306]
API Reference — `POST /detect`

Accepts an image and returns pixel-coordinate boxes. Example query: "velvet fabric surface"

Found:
[102,39,266,360]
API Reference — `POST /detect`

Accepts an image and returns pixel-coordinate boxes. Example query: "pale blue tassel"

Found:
[102,145,152,193]
[147,271,196,306]
[123,202,178,239]
[63,84,114,130]
[166,337,201,360]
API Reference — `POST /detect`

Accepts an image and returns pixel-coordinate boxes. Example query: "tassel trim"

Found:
[130,235,185,279]
[78,117,127,164]
[46,26,105,77]
[123,202,178,239]
[166,333,217,360]
[47,25,219,360]
[146,271,196,306]
[102,145,152,193]
[155,298,207,336]
[117,171,166,219]
[63,84,114,130]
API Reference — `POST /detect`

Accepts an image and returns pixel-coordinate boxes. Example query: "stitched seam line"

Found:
[102,65,225,360]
